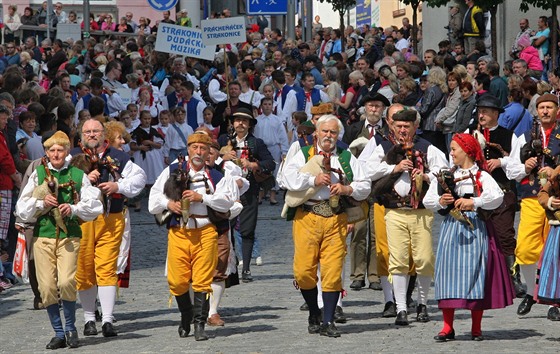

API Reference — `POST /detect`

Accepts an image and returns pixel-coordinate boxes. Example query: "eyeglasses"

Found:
[82,129,103,136]
[6,46,14,49]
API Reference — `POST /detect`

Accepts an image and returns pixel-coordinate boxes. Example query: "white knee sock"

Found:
[209,281,225,316]
[380,276,393,303]
[416,275,431,306]
[392,274,408,313]
[98,285,116,324]
[520,263,537,296]
[79,286,97,323]
[316,267,323,308]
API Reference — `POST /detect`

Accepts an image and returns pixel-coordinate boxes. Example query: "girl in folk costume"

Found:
[202,106,219,139]
[535,165,560,307]
[137,87,161,125]
[153,110,171,140]
[423,133,515,342]
[130,110,165,186]
[105,121,133,289]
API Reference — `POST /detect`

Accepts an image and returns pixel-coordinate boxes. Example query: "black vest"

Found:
[70,146,130,213]
[379,137,431,209]
[482,126,513,190]
[518,128,560,198]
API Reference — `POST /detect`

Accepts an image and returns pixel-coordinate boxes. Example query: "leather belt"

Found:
[189,214,209,219]
[302,201,338,218]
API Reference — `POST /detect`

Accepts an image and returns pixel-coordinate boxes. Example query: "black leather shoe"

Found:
[101,322,117,337]
[194,323,209,341]
[548,307,560,321]
[349,279,365,290]
[368,281,382,291]
[241,271,253,283]
[395,310,408,326]
[319,322,341,338]
[300,302,309,311]
[83,321,97,336]
[434,329,455,342]
[178,325,190,337]
[517,294,536,315]
[382,301,397,318]
[65,330,79,348]
[308,315,321,334]
[46,336,67,350]
[334,306,347,323]
[471,334,484,341]
[416,304,430,322]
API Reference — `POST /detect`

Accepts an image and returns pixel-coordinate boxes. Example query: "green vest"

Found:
[286,145,354,221]
[35,165,84,239]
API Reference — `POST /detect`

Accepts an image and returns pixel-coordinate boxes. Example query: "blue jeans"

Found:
[234,229,260,260]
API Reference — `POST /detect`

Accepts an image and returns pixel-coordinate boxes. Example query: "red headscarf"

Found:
[452,133,487,171]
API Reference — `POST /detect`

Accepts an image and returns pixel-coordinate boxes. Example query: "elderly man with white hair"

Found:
[279,114,370,338]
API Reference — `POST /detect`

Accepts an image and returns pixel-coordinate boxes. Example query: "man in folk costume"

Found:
[271,70,298,141]
[508,93,560,319]
[218,108,275,282]
[344,93,390,292]
[471,94,524,297]
[71,119,146,337]
[358,103,419,317]
[280,103,350,323]
[212,82,253,136]
[296,72,331,120]
[279,114,370,337]
[148,132,240,340]
[365,109,448,325]
[16,131,103,349]
[206,138,249,327]
[177,80,207,132]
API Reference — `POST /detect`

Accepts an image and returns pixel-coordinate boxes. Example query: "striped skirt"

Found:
[536,225,560,304]
[435,211,488,300]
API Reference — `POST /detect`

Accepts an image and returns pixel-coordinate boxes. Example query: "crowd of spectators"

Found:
[0,0,559,296]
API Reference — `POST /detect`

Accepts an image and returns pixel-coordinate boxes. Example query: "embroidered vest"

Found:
[35,165,84,239]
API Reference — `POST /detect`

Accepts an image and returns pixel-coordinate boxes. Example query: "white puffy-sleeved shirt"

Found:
[365,140,449,198]
[279,145,370,202]
[15,161,104,224]
[423,165,504,211]
[149,165,238,229]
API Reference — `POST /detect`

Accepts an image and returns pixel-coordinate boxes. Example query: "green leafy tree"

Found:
[520,0,560,69]
[401,0,421,54]
[318,0,356,47]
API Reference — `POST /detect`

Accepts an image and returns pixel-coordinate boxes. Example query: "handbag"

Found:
[12,231,29,283]
[207,207,231,224]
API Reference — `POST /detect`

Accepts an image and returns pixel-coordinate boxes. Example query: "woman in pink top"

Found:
[517,35,543,76]
[101,14,116,31]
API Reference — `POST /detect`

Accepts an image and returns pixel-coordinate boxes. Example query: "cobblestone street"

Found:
[1,198,558,353]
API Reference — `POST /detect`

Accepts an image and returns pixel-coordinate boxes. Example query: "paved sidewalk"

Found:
[1,198,558,353]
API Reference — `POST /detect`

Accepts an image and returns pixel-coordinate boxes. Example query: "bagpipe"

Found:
[520,118,556,186]
[371,136,427,209]
[32,157,81,236]
[71,142,121,216]
[157,154,230,227]
[433,167,474,229]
